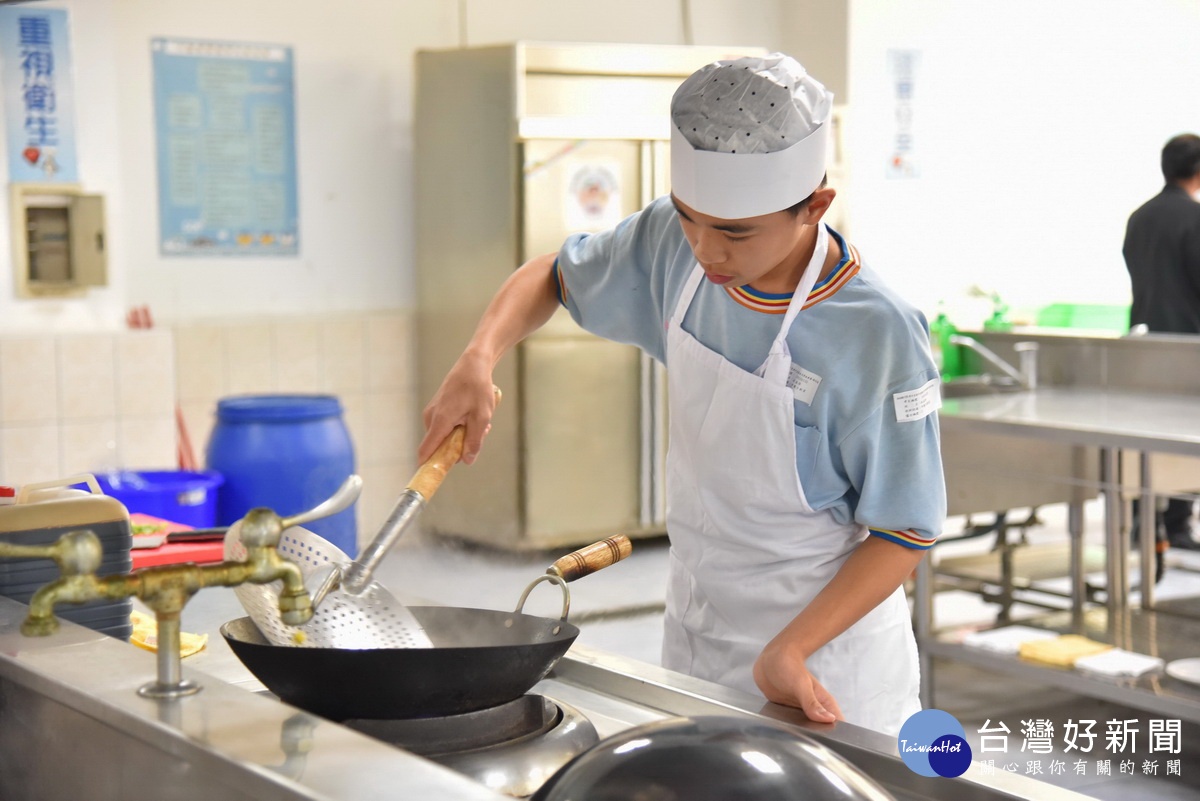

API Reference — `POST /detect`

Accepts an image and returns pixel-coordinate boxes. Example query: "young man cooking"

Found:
[419,53,946,736]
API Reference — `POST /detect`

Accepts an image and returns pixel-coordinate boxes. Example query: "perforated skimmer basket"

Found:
[225,393,498,650]
[224,521,433,649]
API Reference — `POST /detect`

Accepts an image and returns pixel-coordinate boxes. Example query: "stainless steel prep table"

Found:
[0,594,1086,801]
[925,385,1200,720]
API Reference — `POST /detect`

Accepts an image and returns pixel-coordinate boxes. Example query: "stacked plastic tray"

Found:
[0,520,134,642]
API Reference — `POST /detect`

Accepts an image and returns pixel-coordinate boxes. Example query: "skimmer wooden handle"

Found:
[408,387,501,500]
[548,535,633,582]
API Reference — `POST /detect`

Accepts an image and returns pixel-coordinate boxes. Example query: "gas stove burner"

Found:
[345,694,598,797]
[345,694,563,755]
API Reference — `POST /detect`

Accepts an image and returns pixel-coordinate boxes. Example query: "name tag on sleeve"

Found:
[893,378,942,422]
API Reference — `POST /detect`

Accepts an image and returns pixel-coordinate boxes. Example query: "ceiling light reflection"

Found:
[612,737,651,755]
[741,750,783,774]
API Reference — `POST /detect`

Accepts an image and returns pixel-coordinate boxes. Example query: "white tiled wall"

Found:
[0,330,176,486]
[0,311,418,545]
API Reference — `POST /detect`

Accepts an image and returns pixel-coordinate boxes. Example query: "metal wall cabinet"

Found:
[10,183,107,298]
[414,42,761,550]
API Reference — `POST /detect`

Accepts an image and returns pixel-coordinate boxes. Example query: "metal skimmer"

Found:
[222,481,434,649]
[223,410,488,648]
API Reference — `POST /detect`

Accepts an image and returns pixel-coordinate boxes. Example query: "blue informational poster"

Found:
[151,38,299,256]
[0,7,79,183]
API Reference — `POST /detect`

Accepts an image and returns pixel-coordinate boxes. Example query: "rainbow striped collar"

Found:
[724,228,861,315]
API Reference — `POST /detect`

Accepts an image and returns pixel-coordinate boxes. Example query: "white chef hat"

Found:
[670,53,833,219]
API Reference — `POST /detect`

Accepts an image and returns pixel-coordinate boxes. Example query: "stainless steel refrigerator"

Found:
[414,42,762,550]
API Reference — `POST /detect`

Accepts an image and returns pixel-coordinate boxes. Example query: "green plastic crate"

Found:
[1035,303,1130,333]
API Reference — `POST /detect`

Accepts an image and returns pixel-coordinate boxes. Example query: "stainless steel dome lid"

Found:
[532,714,896,801]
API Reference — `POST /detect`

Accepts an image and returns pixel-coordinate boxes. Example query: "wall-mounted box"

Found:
[10,183,107,298]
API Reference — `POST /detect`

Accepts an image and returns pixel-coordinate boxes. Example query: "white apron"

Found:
[661,225,921,736]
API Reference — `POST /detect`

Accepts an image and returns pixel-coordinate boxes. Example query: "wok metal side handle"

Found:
[512,535,634,623]
[515,574,570,622]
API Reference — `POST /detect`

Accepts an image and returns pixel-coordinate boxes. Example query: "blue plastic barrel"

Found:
[206,395,357,556]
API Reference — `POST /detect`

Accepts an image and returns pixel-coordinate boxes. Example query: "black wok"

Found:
[222,606,577,720]
[221,535,632,721]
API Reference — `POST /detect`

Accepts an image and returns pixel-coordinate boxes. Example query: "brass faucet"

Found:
[2,516,313,699]
[1,475,362,699]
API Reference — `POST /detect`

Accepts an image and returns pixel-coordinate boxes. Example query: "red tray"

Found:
[129,513,225,569]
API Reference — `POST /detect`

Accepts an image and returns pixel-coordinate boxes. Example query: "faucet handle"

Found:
[0,529,103,575]
[279,474,363,531]
[237,475,364,550]
[55,530,104,575]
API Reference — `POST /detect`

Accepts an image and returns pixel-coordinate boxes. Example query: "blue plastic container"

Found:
[206,395,357,556]
[96,470,224,528]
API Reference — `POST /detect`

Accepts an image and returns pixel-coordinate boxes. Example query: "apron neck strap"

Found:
[671,223,830,340]
[751,223,830,381]
[775,223,829,338]
[672,263,707,324]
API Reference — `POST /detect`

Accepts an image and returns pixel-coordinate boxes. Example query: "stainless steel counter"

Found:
[941,388,1200,457]
[0,596,506,801]
[926,381,1200,723]
[939,385,1200,615]
[938,386,1200,621]
[0,594,1089,801]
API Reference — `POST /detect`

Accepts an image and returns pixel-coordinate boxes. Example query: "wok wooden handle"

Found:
[408,388,501,500]
[548,535,633,582]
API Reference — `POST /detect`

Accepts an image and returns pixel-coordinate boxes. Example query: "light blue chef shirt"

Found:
[552,195,946,548]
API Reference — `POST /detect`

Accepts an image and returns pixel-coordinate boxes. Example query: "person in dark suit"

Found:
[1123,133,1200,550]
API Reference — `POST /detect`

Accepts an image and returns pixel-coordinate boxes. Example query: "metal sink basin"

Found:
[940,375,1026,399]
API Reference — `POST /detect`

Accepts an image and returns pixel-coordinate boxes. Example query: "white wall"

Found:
[13,0,1184,333]
[0,0,783,331]
[110,0,453,323]
[845,0,1200,327]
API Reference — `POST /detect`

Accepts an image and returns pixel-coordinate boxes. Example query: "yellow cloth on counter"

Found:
[129,610,208,658]
[1018,634,1112,667]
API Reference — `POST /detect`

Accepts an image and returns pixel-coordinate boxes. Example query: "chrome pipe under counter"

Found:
[0,590,1091,801]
